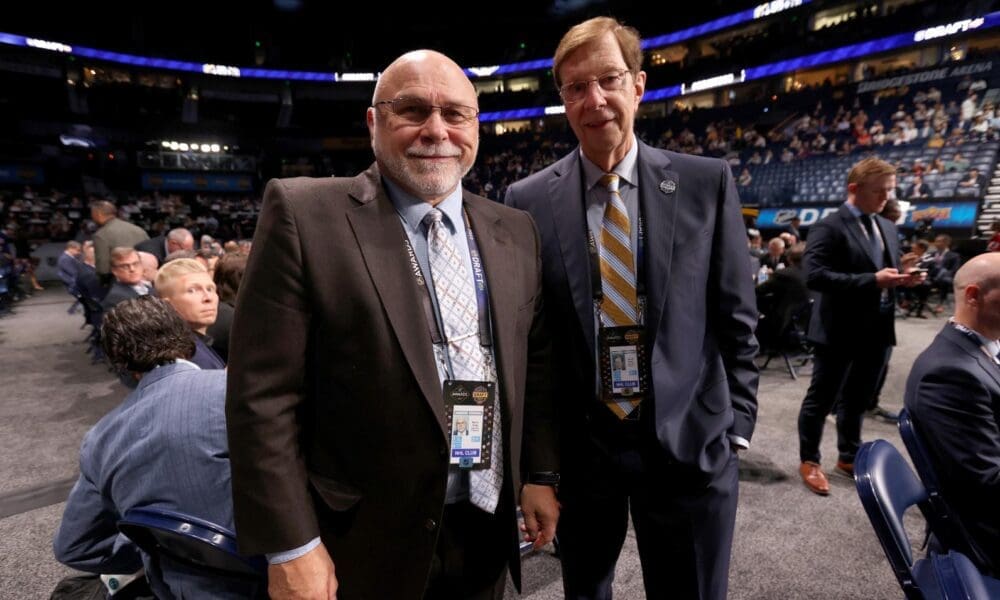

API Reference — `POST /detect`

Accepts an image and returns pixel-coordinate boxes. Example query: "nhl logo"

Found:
[659,180,676,194]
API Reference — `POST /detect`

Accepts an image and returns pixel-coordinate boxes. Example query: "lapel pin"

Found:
[659,180,676,195]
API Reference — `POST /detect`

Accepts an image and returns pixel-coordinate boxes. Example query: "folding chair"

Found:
[118,507,266,597]
[898,409,994,575]
[853,440,1000,599]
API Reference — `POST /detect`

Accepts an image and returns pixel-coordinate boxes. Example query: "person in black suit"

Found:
[135,227,194,264]
[759,237,788,272]
[505,17,758,600]
[797,157,922,496]
[905,174,933,199]
[756,242,810,352]
[74,242,106,303]
[57,241,82,292]
[904,253,1000,572]
[930,234,962,312]
[101,247,153,312]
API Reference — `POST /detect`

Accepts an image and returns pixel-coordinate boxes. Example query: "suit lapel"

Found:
[345,165,448,437]
[876,215,900,269]
[636,142,678,336]
[943,325,1000,388]
[839,205,877,269]
[464,195,516,421]
[546,152,596,357]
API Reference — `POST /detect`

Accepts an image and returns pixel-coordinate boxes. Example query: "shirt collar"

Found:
[844,202,867,218]
[949,317,1000,356]
[580,134,639,192]
[383,176,464,233]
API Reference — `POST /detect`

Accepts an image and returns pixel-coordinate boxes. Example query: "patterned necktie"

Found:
[598,174,641,418]
[424,209,503,513]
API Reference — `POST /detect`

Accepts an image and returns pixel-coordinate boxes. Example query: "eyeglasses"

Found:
[112,260,141,271]
[559,69,631,104]
[373,97,479,127]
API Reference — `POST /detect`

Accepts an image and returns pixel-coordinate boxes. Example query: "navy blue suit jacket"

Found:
[904,324,1000,570]
[505,141,759,478]
[54,363,251,599]
[804,204,901,348]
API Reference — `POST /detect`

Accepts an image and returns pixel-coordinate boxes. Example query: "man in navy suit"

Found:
[53,295,253,599]
[56,241,82,292]
[505,16,758,600]
[905,252,1000,573]
[797,157,921,496]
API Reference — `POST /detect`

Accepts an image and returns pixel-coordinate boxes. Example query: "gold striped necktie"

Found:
[598,173,641,419]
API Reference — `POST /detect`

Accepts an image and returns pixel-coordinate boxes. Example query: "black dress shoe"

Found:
[867,406,899,423]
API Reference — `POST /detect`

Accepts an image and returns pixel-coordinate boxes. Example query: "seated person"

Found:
[53,296,254,598]
[155,258,224,369]
[904,253,1000,574]
[136,251,159,287]
[75,242,106,305]
[759,237,787,271]
[957,168,985,196]
[930,234,962,312]
[902,239,935,317]
[101,247,153,312]
[207,252,247,363]
[905,175,932,199]
[57,241,82,293]
[755,242,810,350]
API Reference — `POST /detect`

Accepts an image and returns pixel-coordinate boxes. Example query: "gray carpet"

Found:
[0,287,944,599]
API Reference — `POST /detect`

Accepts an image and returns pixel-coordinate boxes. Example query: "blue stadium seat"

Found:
[854,440,1000,599]
[898,409,994,575]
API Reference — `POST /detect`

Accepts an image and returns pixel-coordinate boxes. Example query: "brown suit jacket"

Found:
[226,164,556,599]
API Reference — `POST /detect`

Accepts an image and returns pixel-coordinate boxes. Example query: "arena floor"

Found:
[0,287,942,599]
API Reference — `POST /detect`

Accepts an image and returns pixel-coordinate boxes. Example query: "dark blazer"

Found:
[504,141,759,479]
[57,252,80,290]
[756,265,810,348]
[207,301,234,363]
[54,364,252,599]
[904,325,1000,570]
[75,264,106,302]
[100,281,144,312]
[226,165,555,599]
[931,249,961,286]
[135,235,167,264]
[804,204,901,348]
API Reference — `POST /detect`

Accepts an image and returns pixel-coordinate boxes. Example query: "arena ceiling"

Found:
[6,0,763,72]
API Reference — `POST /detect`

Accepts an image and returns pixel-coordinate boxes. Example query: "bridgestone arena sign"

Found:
[857,61,993,94]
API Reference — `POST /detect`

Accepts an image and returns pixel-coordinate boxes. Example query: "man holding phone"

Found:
[796,157,923,495]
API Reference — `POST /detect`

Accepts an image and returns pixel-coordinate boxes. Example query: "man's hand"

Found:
[268,543,338,600]
[874,267,914,289]
[520,484,560,550]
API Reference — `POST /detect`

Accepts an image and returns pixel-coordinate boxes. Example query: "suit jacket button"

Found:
[424,518,438,532]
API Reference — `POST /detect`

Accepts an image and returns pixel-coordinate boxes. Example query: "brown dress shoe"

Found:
[799,461,830,495]
[835,460,854,477]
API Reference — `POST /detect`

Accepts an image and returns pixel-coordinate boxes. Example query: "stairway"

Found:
[977,162,1000,235]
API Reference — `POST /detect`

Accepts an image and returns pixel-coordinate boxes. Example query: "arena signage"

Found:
[914,17,986,43]
[0,165,44,185]
[141,172,253,192]
[857,60,993,93]
[758,202,980,229]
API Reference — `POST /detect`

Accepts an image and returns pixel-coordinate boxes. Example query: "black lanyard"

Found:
[403,208,493,368]
[949,320,1000,366]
